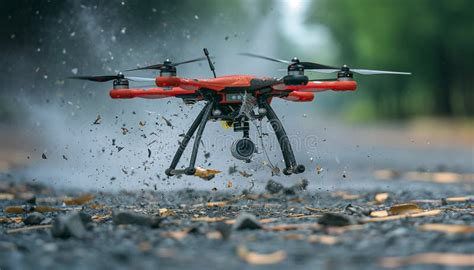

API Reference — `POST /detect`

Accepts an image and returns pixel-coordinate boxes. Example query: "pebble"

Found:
[113,211,161,228]
[52,212,87,239]
[24,212,45,225]
[232,212,262,230]
[265,180,284,194]
[318,213,353,227]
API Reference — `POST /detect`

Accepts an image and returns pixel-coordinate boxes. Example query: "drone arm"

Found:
[280,91,314,102]
[109,87,197,99]
[272,80,357,92]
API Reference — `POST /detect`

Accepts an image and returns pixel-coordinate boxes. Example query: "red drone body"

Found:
[70,49,409,179]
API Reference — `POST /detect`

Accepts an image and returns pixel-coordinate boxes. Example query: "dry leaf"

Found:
[305,207,333,213]
[63,194,95,206]
[375,193,389,203]
[4,206,26,214]
[282,234,305,240]
[194,167,221,180]
[0,217,23,223]
[405,171,461,184]
[237,245,286,265]
[162,230,188,240]
[159,208,177,217]
[331,191,360,200]
[7,225,53,234]
[0,193,14,200]
[308,235,339,245]
[227,180,233,188]
[265,223,321,231]
[389,203,422,215]
[446,196,472,203]
[366,209,442,223]
[34,206,62,213]
[370,210,389,217]
[380,253,474,268]
[374,169,400,180]
[206,231,222,240]
[191,216,227,223]
[418,223,474,234]
[91,214,112,222]
[206,201,228,207]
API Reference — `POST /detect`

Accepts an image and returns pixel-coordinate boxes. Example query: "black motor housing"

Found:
[283,75,308,86]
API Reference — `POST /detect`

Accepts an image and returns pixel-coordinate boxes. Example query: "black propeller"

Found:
[127,57,208,71]
[306,65,411,75]
[238,53,336,70]
[68,73,155,82]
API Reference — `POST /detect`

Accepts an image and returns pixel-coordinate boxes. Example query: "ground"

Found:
[0,119,473,270]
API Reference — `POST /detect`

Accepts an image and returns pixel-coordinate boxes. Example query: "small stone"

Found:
[344,204,370,216]
[113,211,161,228]
[284,179,309,195]
[318,213,352,227]
[265,180,284,194]
[52,212,87,238]
[24,212,45,225]
[216,222,232,240]
[232,213,262,230]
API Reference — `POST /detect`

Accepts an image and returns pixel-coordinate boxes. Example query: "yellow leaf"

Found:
[418,223,474,234]
[375,193,389,203]
[331,191,360,200]
[63,194,95,206]
[367,209,442,223]
[194,167,221,179]
[380,253,474,268]
[389,203,422,215]
[159,208,177,217]
[308,235,339,245]
[237,245,286,265]
[0,193,14,200]
[446,196,472,203]
[191,216,227,223]
[206,201,228,207]
[370,210,389,217]
[374,169,400,180]
[162,230,188,240]
[265,223,321,231]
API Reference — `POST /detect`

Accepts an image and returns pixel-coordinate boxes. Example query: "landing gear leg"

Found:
[165,102,213,176]
[185,100,215,175]
[260,100,305,175]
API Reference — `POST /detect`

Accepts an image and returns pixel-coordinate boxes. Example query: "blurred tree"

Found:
[310,0,474,120]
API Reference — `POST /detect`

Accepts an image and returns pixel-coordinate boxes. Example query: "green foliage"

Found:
[310,0,474,119]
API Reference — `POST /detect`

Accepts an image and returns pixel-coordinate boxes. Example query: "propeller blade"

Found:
[305,69,340,74]
[351,69,412,75]
[238,53,291,64]
[68,75,120,82]
[171,57,208,66]
[126,64,163,71]
[68,75,156,83]
[299,62,337,69]
[126,76,156,82]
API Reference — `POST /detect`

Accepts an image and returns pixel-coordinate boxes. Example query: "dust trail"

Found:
[13,2,295,191]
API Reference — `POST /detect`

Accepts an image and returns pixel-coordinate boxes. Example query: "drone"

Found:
[69,48,410,178]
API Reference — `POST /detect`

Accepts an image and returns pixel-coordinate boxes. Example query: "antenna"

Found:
[203,48,216,78]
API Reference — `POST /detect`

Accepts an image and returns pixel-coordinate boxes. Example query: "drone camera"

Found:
[231,138,256,160]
